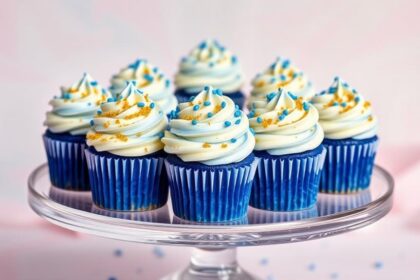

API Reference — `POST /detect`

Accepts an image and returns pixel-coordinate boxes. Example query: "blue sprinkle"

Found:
[340,102,347,107]
[283,109,289,115]
[144,74,153,82]
[158,131,164,138]
[221,101,226,108]
[230,138,237,143]
[90,81,98,86]
[352,88,357,93]
[153,246,165,258]
[90,120,94,126]
[87,102,92,106]
[114,249,123,257]
[282,59,290,69]
[235,119,241,125]
[192,119,198,125]
[279,114,285,121]
[213,88,223,95]
[250,128,256,135]
[129,59,141,69]
[373,261,383,270]
[266,92,276,101]
[224,121,231,127]
[292,72,298,78]
[150,102,155,109]
[288,92,298,100]
[204,85,210,91]
[63,93,71,99]
[204,101,211,106]
[234,110,241,117]
[107,97,114,102]
[198,41,207,49]
[334,76,339,82]
[152,67,158,73]
[165,79,170,88]
[193,104,200,111]
[343,82,349,87]
[320,90,326,95]
[207,112,213,118]
[175,106,180,112]
[188,95,195,102]
[137,102,145,107]
[269,78,276,84]
[328,87,337,94]
[97,110,102,115]
[256,117,262,123]
[248,111,255,118]
[208,62,215,67]
[333,102,339,106]
[280,74,287,81]
[231,56,238,64]
[303,102,310,111]
[102,88,107,94]
[235,104,239,110]
[355,96,360,103]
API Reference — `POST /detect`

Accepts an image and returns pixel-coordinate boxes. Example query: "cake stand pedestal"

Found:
[28,164,393,280]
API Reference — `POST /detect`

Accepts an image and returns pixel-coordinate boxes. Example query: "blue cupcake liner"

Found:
[250,145,326,211]
[248,206,318,224]
[319,136,378,193]
[85,147,169,211]
[165,154,259,223]
[175,89,246,109]
[317,190,372,216]
[43,130,90,191]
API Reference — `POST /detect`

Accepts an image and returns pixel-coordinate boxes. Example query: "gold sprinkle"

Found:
[202,143,211,148]
[221,143,228,148]
[115,133,128,142]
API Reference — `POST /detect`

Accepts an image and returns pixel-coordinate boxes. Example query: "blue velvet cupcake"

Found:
[85,81,169,211]
[109,59,177,115]
[249,88,326,211]
[162,86,258,222]
[249,57,315,110]
[312,77,378,193]
[174,40,246,109]
[43,73,111,190]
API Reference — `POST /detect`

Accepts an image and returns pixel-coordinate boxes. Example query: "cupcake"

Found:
[249,88,326,211]
[43,73,111,190]
[110,59,177,115]
[249,57,315,109]
[85,81,169,211]
[174,40,246,108]
[162,86,258,222]
[311,77,378,193]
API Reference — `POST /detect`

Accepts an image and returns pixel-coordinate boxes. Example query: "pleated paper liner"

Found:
[85,147,169,211]
[320,136,378,193]
[43,130,90,191]
[165,154,259,223]
[250,145,326,211]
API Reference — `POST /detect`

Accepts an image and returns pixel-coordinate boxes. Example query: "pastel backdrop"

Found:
[1,0,420,279]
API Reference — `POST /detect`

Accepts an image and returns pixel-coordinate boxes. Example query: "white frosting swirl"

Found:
[311,77,377,140]
[162,86,255,165]
[86,82,167,157]
[174,40,244,94]
[110,59,177,114]
[44,73,111,135]
[249,88,323,155]
[249,57,315,108]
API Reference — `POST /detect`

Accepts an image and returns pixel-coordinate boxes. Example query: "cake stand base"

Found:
[162,248,258,280]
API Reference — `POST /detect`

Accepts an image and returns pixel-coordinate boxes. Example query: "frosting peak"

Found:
[311,77,377,140]
[44,73,111,135]
[86,82,167,157]
[249,88,323,155]
[174,40,244,94]
[162,86,254,165]
[249,57,315,107]
[110,59,177,114]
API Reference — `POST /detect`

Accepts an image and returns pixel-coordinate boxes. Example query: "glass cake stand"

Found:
[28,163,394,280]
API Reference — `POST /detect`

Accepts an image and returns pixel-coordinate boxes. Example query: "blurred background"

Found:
[1,0,420,279]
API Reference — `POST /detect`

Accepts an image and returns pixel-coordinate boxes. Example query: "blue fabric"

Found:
[174,89,246,109]
[250,145,326,211]
[43,130,90,191]
[320,136,378,193]
[165,154,258,223]
[85,147,168,211]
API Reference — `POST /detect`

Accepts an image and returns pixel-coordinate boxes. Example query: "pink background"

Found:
[1,0,420,279]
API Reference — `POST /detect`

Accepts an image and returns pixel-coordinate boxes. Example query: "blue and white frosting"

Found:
[174,40,244,94]
[249,88,323,155]
[162,86,255,165]
[86,82,168,157]
[110,59,177,114]
[249,57,315,108]
[44,73,111,135]
[311,77,377,140]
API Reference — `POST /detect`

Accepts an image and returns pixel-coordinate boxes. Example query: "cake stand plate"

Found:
[28,164,393,280]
